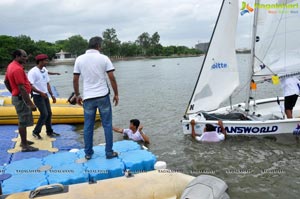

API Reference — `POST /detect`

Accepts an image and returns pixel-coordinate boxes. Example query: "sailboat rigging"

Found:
[182,0,300,136]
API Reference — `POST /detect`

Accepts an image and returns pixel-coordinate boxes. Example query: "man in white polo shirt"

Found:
[73,36,119,160]
[113,119,150,144]
[191,120,226,142]
[28,54,60,139]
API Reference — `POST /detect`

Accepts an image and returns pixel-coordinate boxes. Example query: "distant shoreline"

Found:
[109,54,202,62]
[46,54,203,66]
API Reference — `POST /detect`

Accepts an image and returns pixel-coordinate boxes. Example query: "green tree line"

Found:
[0,28,201,68]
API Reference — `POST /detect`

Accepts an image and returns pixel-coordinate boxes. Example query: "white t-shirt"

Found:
[73,49,115,100]
[123,129,145,142]
[281,77,300,97]
[28,66,50,95]
[195,131,225,142]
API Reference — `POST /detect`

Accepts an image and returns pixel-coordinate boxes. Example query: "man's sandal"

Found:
[106,152,118,159]
[21,145,39,152]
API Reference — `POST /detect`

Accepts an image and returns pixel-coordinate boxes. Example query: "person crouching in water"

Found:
[191,120,226,142]
[113,119,150,144]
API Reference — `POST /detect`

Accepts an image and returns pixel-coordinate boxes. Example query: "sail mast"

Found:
[245,0,260,113]
[184,0,226,115]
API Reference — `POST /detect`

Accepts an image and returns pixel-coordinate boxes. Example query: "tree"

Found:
[151,32,160,46]
[65,35,88,57]
[55,40,68,52]
[102,28,121,56]
[149,32,162,56]
[162,46,177,56]
[0,35,17,67]
[136,32,151,56]
[120,42,141,57]
[35,40,57,59]
[15,35,36,62]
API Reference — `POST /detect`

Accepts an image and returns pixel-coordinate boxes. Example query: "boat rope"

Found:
[254,55,275,75]
[253,71,300,84]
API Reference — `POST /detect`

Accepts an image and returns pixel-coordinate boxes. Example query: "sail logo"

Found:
[240,1,254,16]
[241,1,299,15]
[217,126,279,134]
[211,62,228,70]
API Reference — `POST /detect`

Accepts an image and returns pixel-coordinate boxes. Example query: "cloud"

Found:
[0,0,251,48]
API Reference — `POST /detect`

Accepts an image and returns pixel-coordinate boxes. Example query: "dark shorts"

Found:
[284,94,299,110]
[12,96,33,128]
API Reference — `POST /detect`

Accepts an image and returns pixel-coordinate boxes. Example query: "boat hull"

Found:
[0,97,100,124]
[4,171,194,199]
[182,97,300,136]
[3,170,229,199]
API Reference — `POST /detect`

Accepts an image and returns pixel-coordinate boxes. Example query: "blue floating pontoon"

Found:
[1,140,156,195]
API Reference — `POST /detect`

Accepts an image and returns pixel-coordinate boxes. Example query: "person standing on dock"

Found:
[4,49,39,152]
[281,76,300,118]
[28,54,60,139]
[73,36,119,160]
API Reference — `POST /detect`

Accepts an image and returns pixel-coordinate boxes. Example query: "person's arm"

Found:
[113,127,124,134]
[30,84,47,98]
[190,120,196,139]
[139,126,150,144]
[18,84,36,111]
[47,83,56,103]
[4,77,12,93]
[218,120,227,139]
[73,74,82,106]
[107,71,119,106]
[48,72,61,75]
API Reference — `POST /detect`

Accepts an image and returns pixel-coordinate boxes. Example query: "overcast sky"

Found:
[0,0,253,48]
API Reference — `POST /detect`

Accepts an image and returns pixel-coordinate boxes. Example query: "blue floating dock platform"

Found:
[0,140,156,195]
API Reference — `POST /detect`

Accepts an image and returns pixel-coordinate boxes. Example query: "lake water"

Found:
[1,55,300,198]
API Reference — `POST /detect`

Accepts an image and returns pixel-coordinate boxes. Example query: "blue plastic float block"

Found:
[2,173,47,195]
[54,132,79,140]
[46,163,88,185]
[0,125,18,139]
[4,158,43,175]
[0,83,6,90]
[0,91,11,96]
[51,85,59,97]
[53,139,82,151]
[120,150,157,173]
[52,124,76,132]
[11,150,52,162]
[2,158,47,194]
[43,152,79,167]
[77,145,106,159]
[0,139,15,151]
[84,157,124,181]
[0,152,12,166]
[112,140,141,153]
[76,140,142,159]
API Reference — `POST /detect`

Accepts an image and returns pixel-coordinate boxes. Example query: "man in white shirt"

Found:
[191,120,226,142]
[28,54,60,139]
[73,36,119,160]
[281,77,300,118]
[113,119,150,144]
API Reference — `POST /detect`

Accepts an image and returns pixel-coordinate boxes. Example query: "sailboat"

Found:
[182,0,300,136]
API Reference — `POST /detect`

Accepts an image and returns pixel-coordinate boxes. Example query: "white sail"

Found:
[253,0,300,80]
[186,0,239,114]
